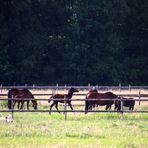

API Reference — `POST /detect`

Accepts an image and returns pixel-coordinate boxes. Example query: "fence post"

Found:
[120,97,124,116]
[64,96,67,120]
[52,89,55,96]
[119,83,121,92]
[129,84,131,92]
[138,90,141,105]
[0,84,2,94]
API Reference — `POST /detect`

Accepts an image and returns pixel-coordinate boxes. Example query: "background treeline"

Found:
[0,0,148,86]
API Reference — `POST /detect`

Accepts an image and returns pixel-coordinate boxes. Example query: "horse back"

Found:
[86,92,117,106]
[87,92,117,99]
[52,94,65,98]
[123,98,135,107]
[8,88,34,101]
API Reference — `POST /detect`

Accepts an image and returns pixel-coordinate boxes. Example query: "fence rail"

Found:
[0,98,148,101]
[0,97,148,120]
[0,110,148,113]
[0,85,148,90]
[0,85,148,120]
[1,94,148,97]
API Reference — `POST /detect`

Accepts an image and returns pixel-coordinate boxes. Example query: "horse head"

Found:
[69,87,79,93]
[32,100,38,110]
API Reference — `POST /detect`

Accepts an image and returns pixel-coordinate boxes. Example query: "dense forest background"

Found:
[0,0,148,86]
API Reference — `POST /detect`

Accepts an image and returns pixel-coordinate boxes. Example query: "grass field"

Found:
[0,88,148,147]
[0,110,148,148]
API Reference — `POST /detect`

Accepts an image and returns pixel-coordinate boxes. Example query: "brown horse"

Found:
[115,97,135,111]
[48,87,79,114]
[85,91,117,113]
[85,88,98,110]
[8,88,37,110]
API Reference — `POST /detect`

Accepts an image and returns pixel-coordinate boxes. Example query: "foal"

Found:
[115,97,135,111]
[48,88,79,114]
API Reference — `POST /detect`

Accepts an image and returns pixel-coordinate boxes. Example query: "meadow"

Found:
[0,112,148,148]
[0,88,148,147]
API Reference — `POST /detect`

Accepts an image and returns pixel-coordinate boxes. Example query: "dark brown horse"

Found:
[85,91,117,113]
[115,97,135,111]
[48,87,79,114]
[85,88,98,110]
[8,88,37,110]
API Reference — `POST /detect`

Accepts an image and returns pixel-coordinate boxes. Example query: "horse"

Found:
[114,97,135,111]
[48,87,79,114]
[8,88,37,110]
[85,91,117,114]
[85,88,98,110]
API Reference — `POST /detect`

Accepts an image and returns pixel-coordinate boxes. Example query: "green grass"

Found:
[0,110,148,148]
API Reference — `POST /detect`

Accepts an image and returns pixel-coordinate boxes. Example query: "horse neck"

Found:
[30,95,34,101]
[31,98,37,106]
[66,90,74,99]
[31,99,36,104]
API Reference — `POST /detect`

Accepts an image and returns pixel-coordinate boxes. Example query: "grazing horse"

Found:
[115,97,135,111]
[48,87,79,114]
[85,91,117,114]
[8,88,37,110]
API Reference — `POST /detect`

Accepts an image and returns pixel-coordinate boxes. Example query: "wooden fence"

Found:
[0,86,148,120]
[0,98,148,120]
[0,85,148,90]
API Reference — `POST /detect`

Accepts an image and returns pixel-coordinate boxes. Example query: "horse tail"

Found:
[131,98,135,110]
[8,90,12,109]
[85,96,89,114]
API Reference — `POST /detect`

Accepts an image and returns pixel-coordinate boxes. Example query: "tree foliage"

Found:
[0,0,148,85]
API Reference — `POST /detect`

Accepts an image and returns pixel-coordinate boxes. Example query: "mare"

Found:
[48,87,79,114]
[8,88,37,110]
[115,97,135,111]
[85,88,98,110]
[85,91,117,114]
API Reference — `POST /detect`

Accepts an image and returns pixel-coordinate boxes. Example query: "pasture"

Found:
[0,87,148,147]
[0,112,148,147]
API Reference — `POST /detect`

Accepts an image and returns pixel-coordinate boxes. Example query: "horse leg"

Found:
[12,101,16,109]
[49,102,56,114]
[68,102,73,110]
[85,101,89,114]
[131,105,134,111]
[18,101,21,109]
[109,105,112,110]
[88,104,91,110]
[20,101,24,110]
[106,105,109,111]
[129,106,133,112]
[27,101,29,110]
[55,102,60,114]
